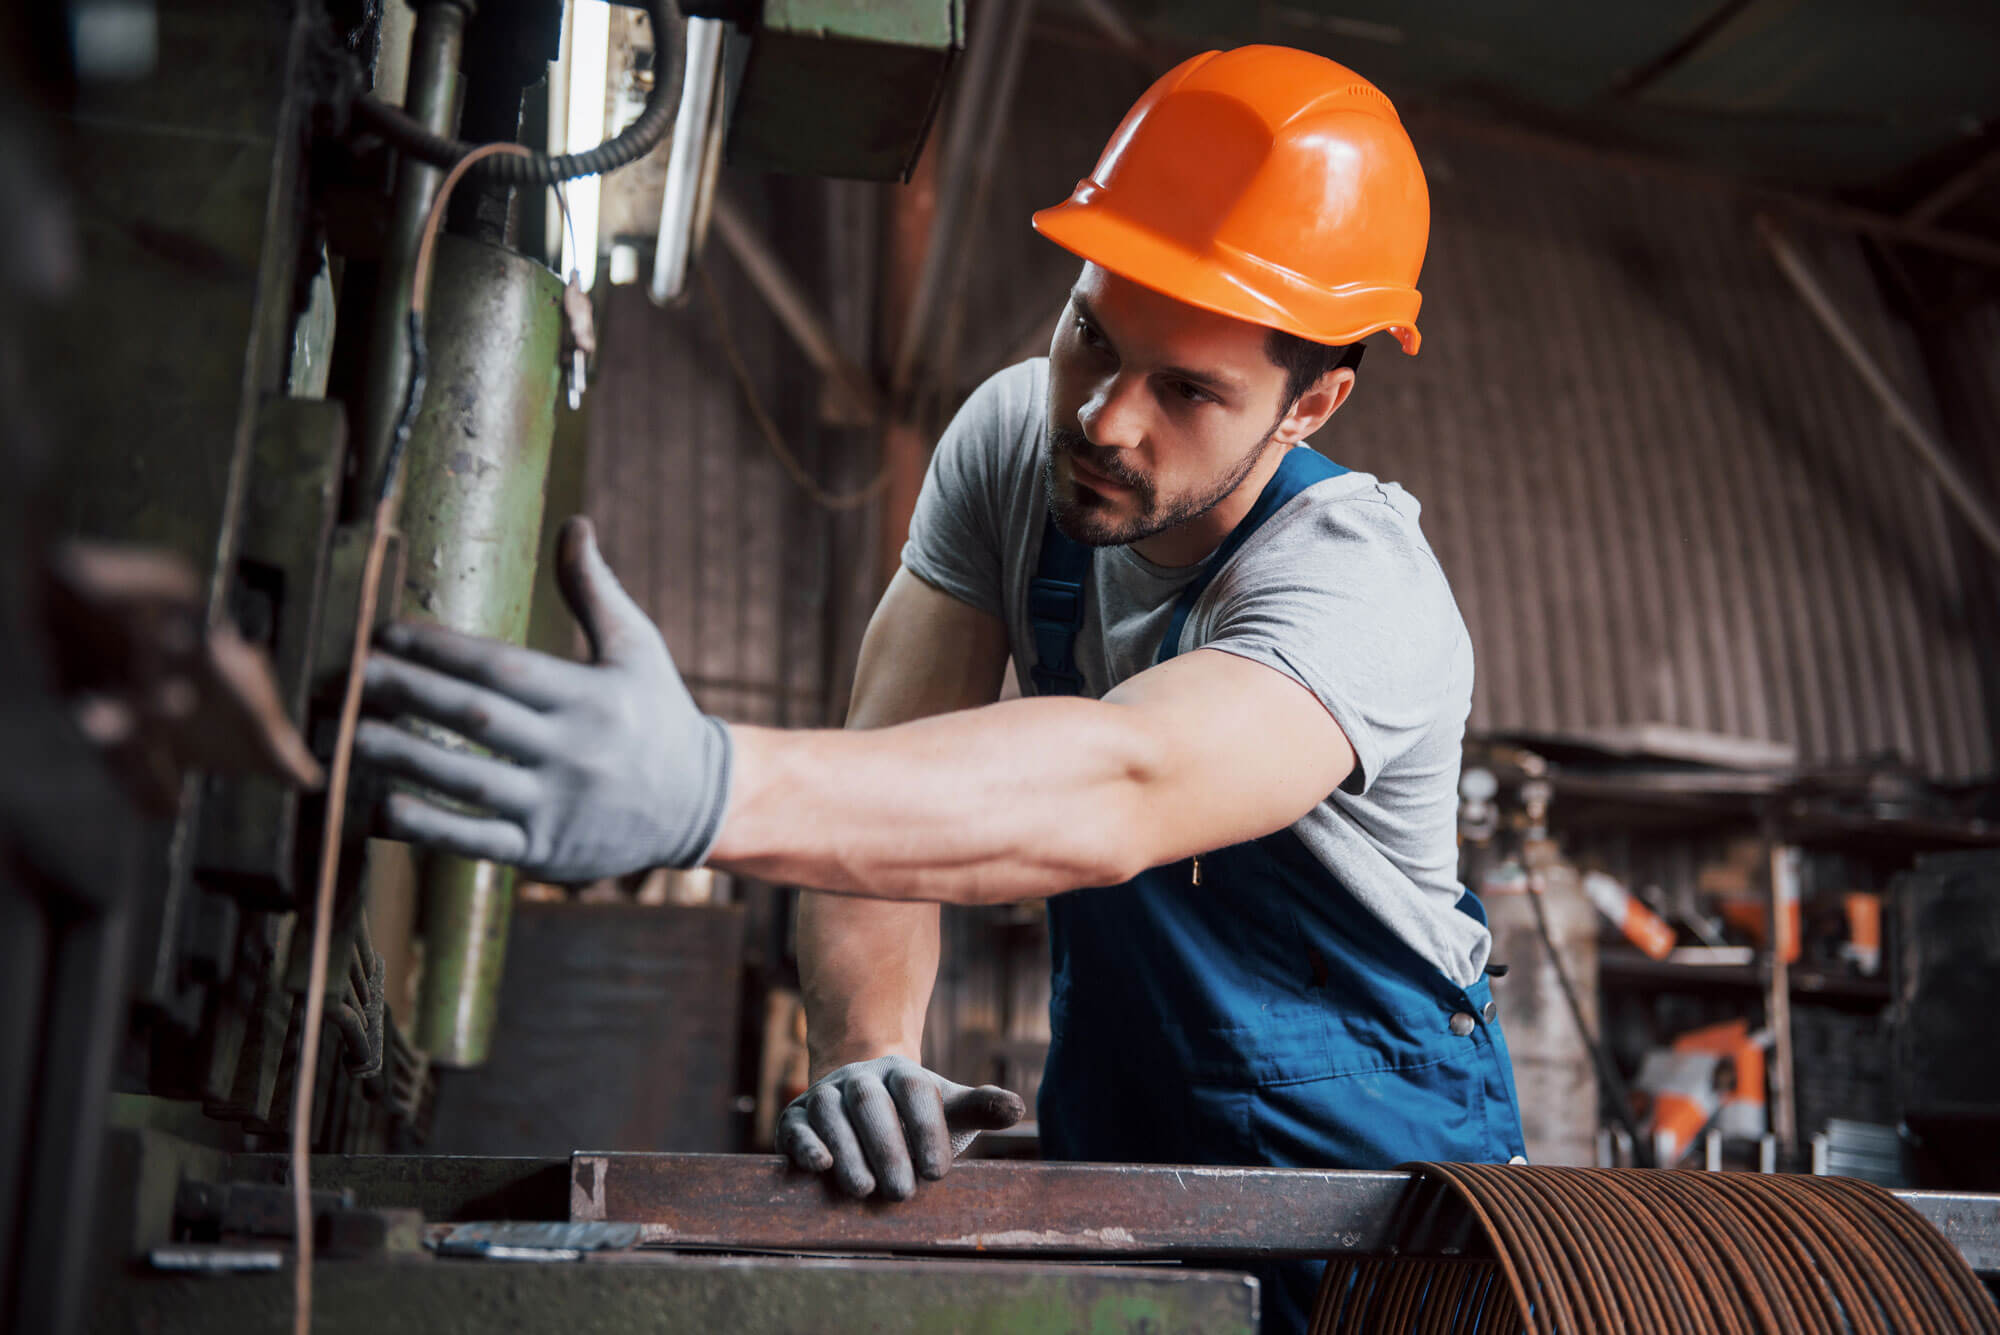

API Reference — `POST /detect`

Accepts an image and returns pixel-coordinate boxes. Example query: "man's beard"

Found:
[1044,423,1275,549]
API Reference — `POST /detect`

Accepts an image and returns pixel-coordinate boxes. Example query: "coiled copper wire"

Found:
[1307,1165,2000,1334]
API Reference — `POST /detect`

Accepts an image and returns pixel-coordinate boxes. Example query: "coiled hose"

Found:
[351,0,684,183]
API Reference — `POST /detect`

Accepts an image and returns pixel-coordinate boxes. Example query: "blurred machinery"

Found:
[0,2,957,1331]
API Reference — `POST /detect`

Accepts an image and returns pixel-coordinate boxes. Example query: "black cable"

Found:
[351,0,684,184]
[379,308,426,506]
[1524,871,1652,1165]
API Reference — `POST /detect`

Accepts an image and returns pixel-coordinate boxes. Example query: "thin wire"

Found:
[289,491,393,1335]
[293,137,538,1335]
[552,176,580,285]
[410,143,536,319]
[697,264,892,513]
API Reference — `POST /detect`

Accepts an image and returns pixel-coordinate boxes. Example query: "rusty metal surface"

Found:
[571,1153,1437,1259]
[567,1153,2000,1278]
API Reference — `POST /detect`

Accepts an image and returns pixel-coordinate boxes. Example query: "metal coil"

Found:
[1313,1258,1524,1334]
[1308,1165,2000,1334]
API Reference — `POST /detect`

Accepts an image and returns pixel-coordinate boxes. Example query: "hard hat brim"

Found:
[1032,196,1422,356]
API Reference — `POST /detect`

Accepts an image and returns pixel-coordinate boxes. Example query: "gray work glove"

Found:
[355,516,731,881]
[776,1056,1026,1200]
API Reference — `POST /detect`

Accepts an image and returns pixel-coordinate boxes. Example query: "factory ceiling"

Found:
[1052,0,2000,239]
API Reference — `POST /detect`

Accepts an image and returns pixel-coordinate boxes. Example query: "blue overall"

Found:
[1027,446,1525,1334]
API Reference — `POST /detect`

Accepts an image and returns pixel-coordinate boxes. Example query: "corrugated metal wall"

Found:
[582,182,879,732]
[1336,122,1993,780]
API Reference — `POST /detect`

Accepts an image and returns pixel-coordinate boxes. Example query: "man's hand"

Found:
[777,1056,1024,1199]
[355,515,731,882]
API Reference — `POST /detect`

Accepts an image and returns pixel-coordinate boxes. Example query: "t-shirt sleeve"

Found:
[898,364,1029,619]
[1199,495,1469,797]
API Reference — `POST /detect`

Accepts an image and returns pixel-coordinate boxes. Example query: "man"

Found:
[359,45,1523,1332]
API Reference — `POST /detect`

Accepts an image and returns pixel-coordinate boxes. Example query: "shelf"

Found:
[1598,947,1893,1004]
[1514,770,2000,853]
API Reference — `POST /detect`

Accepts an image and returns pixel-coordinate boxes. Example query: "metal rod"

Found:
[566,1153,2000,1275]
[649,16,727,306]
[707,193,879,424]
[354,0,468,521]
[1904,144,2000,227]
[1070,0,1146,58]
[889,0,1035,400]
[1757,214,2000,563]
[1765,833,1799,1155]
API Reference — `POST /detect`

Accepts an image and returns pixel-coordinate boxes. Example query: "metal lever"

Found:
[649,16,727,305]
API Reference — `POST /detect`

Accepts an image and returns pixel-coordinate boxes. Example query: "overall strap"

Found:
[1029,514,1094,696]
[1028,447,1347,692]
[1155,446,1347,666]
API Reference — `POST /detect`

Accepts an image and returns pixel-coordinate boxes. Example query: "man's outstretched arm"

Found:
[713,647,1358,904]
[360,515,1356,905]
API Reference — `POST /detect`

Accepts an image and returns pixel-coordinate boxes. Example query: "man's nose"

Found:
[1077,373,1146,450]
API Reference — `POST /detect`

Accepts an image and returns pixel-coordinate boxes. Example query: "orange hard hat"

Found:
[1032,46,1430,355]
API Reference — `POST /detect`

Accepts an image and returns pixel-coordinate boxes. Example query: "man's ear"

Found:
[1276,367,1356,444]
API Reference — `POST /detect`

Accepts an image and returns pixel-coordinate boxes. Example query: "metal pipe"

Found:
[708,193,878,424]
[649,16,727,306]
[402,235,565,1066]
[354,0,469,517]
[1764,835,1799,1154]
[1756,214,2000,563]
[1071,0,1145,58]
[412,857,516,1066]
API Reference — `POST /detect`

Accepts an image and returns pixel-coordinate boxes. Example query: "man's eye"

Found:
[1075,317,1107,350]
[1173,381,1214,405]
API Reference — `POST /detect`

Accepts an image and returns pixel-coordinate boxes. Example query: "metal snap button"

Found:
[1449,1011,1476,1037]
[1482,1000,1498,1022]
[1508,1155,1529,1165]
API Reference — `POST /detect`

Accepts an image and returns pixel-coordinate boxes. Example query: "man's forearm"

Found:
[711,696,1159,906]
[796,893,937,1078]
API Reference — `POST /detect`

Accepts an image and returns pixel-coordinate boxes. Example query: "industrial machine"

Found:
[3,2,1998,1332]
[0,1,961,1329]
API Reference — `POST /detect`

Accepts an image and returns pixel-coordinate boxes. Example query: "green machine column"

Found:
[401,234,563,1067]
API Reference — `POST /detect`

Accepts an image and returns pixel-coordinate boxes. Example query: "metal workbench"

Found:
[92,1142,2000,1334]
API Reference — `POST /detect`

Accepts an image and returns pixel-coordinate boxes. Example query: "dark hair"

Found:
[1265,328,1365,409]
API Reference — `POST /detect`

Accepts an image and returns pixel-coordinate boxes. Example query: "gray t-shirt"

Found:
[902,358,1486,987]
